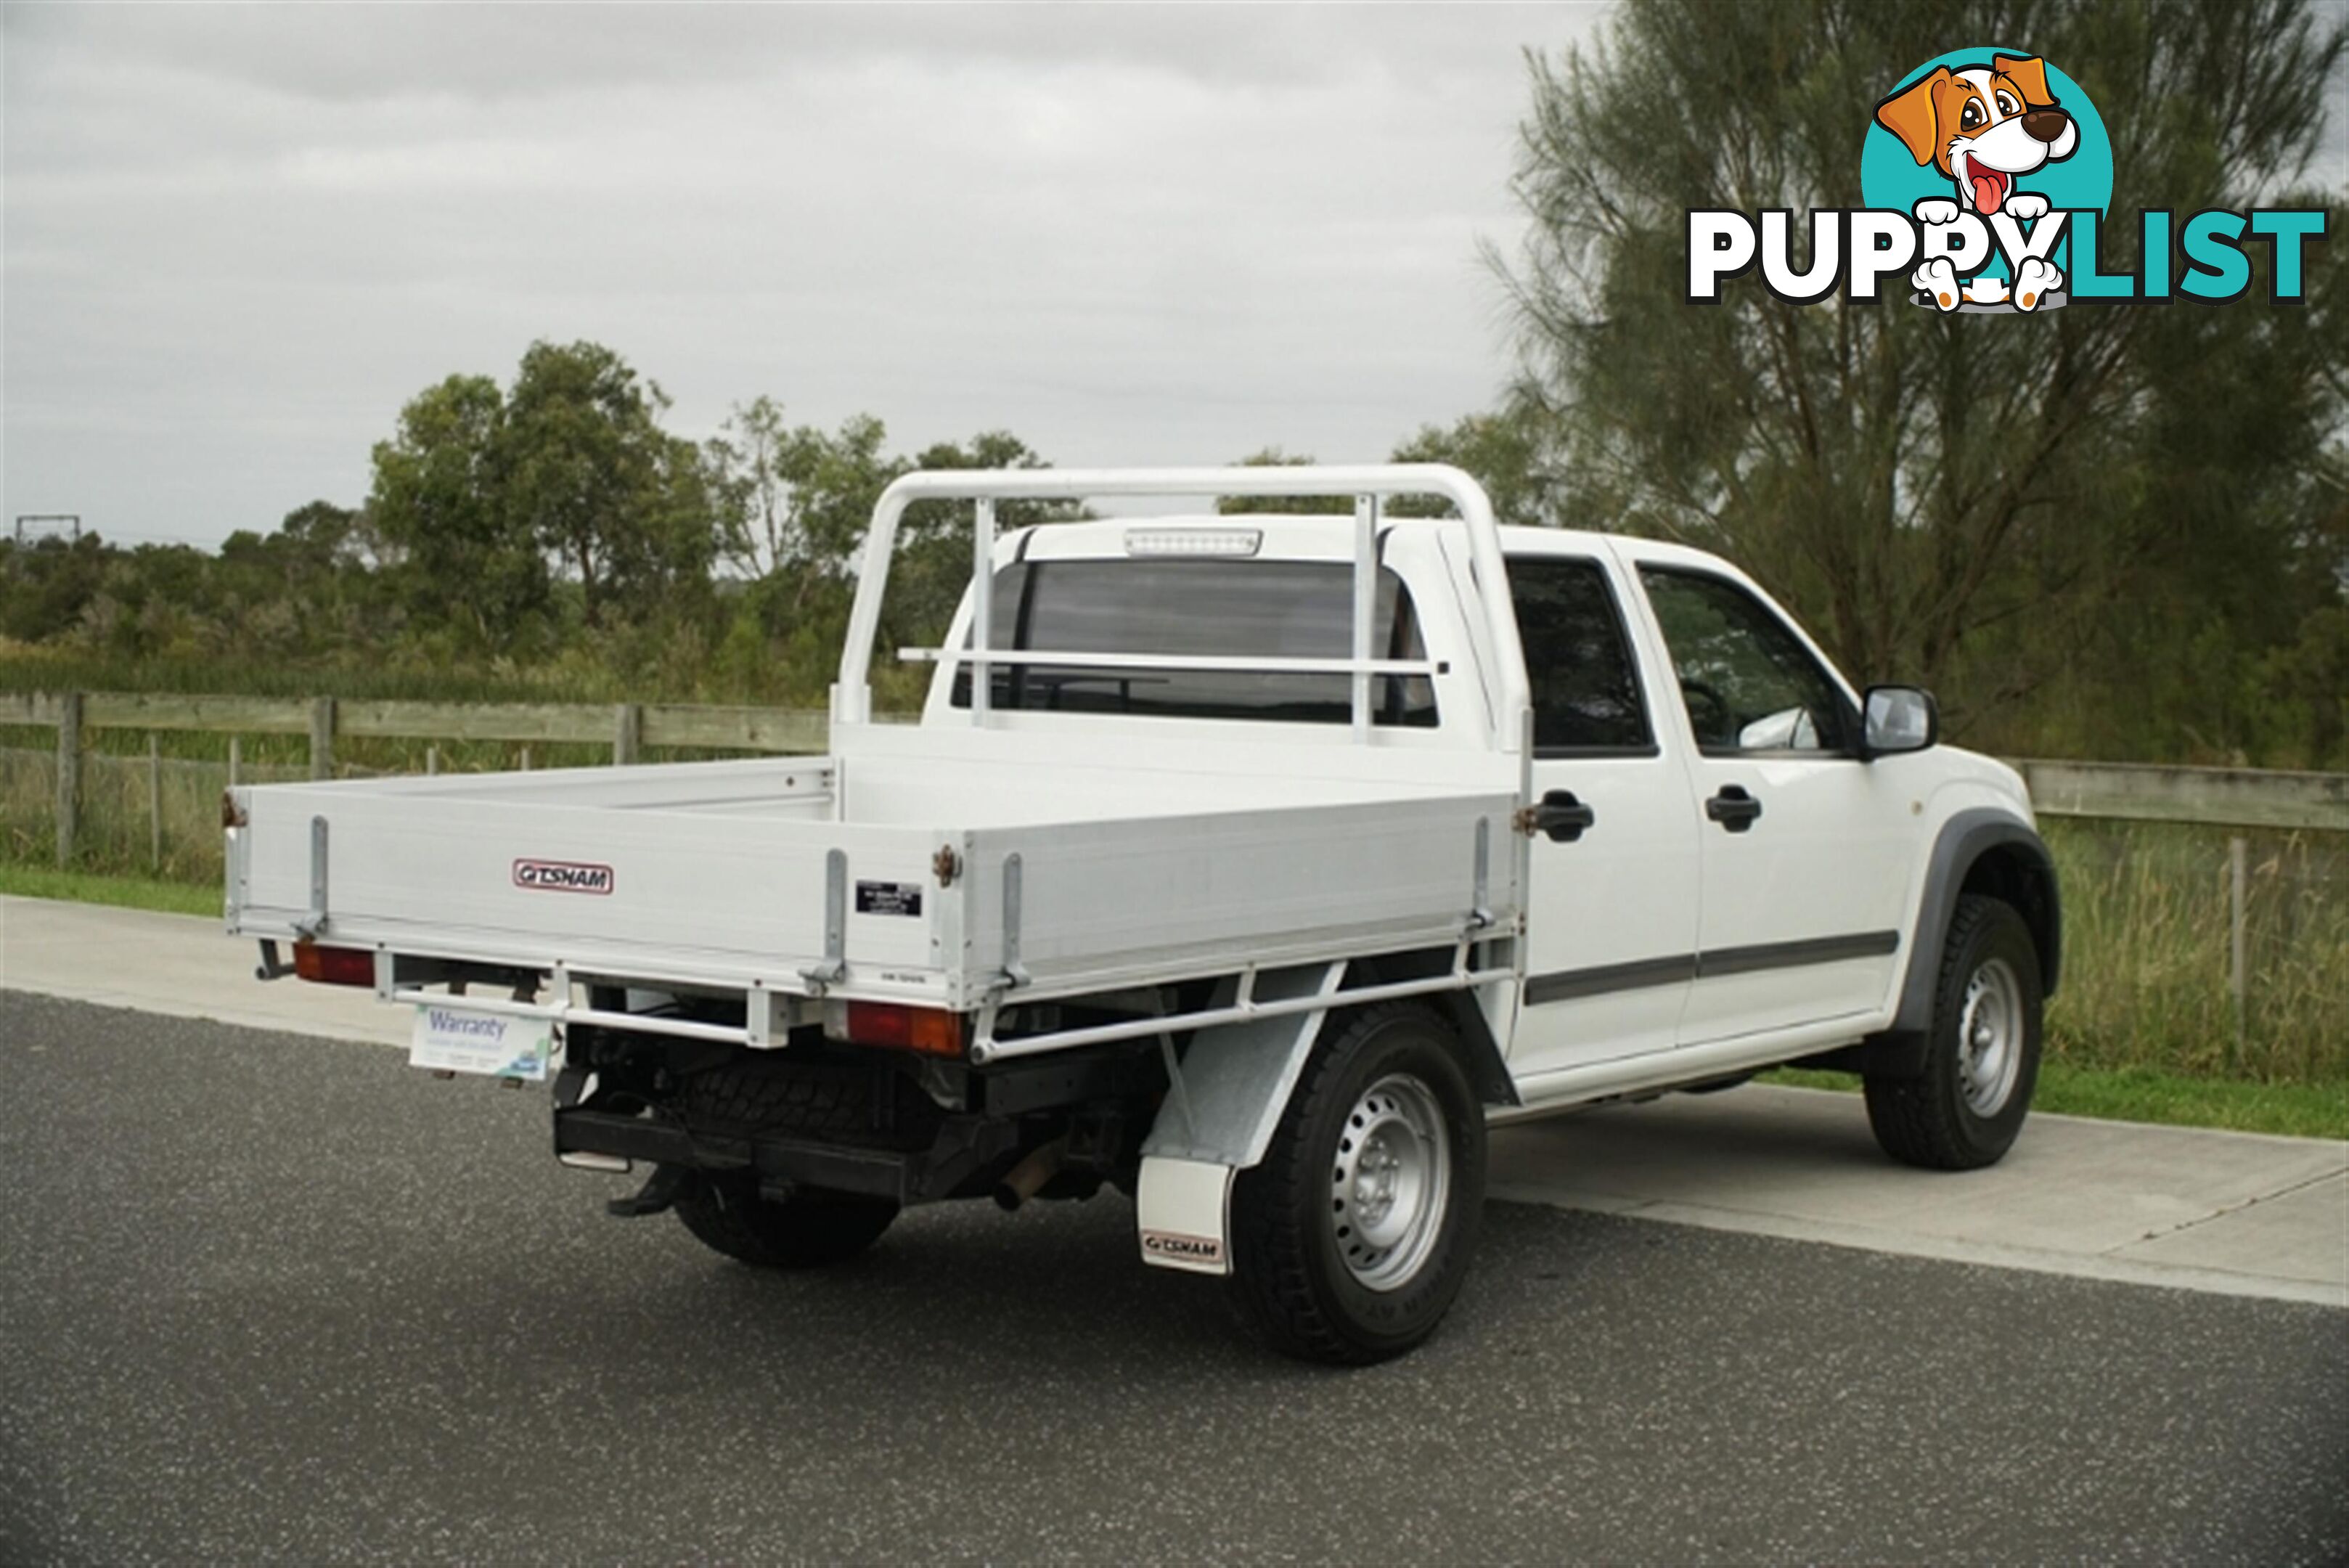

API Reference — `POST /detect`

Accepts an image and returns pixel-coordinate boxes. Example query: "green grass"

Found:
[0,864,221,918]
[1765,1062,2349,1140]
[2038,820,2347,1086]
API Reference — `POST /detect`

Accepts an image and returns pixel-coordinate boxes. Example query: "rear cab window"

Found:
[952,557,1437,727]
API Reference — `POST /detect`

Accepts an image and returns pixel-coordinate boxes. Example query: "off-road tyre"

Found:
[674,1173,899,1268]
[1865,894,2043,1170]
[1230,1003,1485,1365]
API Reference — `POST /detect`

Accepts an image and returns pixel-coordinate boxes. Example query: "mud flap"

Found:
[1132,961,1344,1276]
[1135,1156,1235,1275]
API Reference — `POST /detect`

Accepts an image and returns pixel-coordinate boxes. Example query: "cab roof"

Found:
[1000,513,1738,578]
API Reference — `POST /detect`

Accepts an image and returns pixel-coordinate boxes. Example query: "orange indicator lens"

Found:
[293,942,375,987]
[844,1001,965,1056]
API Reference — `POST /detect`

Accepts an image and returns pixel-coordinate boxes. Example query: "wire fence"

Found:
[2038,820,2346,1083]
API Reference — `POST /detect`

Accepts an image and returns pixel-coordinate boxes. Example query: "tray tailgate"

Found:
[232,784,939,981]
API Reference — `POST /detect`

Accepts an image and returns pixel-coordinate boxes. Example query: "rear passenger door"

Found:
[1505,550,1703,1087]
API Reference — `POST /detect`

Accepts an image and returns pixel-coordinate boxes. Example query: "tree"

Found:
[776,412,904,592]
[367,373,544,649]
[0,532,111,644]
[1389,409,1558,523]
[1204,428,1553,527]
[894,430,1085,647]
[208,502,393,658]
[366,344,738,647]
[501,340,730,628]
[1497,0,2345,756]
[716,395,794,579]
[1215,448,1352,515]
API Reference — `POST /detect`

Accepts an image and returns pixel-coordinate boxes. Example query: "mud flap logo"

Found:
[512,859,615,895]
[1140,1230,1224,1267]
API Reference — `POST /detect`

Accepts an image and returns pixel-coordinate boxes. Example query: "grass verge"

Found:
[1764,1063,2348,1140]
[0,865,220,918]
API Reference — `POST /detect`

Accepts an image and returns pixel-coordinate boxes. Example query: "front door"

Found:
[1506,550,1702,1085]
[1630,563,1915,1047]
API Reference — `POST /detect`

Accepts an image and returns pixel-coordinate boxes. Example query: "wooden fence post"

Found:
[227,735,241,790]
[149,732,163,870]
[54,691,83,867]
[309,697,336,780]
[2229,835,2249,1064]
[613,703,642,765]
[425,744,438,777]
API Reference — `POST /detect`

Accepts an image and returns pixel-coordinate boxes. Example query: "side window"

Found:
[1508,556,1652,754]
[1636,568,1849,754]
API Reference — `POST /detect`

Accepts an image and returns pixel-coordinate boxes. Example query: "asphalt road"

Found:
[3,993,2343,1565]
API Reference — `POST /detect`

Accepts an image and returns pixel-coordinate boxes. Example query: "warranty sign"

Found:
[411,1003,556,1081]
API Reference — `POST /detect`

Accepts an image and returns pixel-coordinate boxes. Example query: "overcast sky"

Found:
[3,4,1612,549]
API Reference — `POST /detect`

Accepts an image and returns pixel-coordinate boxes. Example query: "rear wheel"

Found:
[1865,894,2043,1170]
[674,1174,898,1268]
[1230,1004,1485,1365]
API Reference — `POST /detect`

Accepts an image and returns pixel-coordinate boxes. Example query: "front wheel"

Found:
[1230,1004,1486,1365]
[674,1173,898,1268]
[1865,894,2044,1170]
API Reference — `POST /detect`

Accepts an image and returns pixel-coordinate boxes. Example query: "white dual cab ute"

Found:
[226,465,2060,1364]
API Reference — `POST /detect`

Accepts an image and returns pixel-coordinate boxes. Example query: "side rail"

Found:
[971,923,1512,1065]
[829,463,1535,757]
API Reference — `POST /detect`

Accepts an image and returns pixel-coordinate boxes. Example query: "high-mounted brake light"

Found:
[843,1001,965,1057]
[293,941,375,988]
[1124,527,1262,558]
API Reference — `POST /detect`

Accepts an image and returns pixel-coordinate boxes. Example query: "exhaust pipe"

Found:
[994,1137,1068,1212]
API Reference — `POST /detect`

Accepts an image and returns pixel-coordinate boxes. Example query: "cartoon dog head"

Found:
[1874,55,2078,216]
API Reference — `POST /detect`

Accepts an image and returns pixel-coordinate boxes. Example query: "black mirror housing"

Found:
[1861,685,1937,759]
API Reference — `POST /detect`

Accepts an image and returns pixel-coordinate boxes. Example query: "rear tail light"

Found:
[843,1001,965,1057]
[293,942,375,987]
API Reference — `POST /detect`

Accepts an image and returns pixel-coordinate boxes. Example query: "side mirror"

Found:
[1861,685,1937,759]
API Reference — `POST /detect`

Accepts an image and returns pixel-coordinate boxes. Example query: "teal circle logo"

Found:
[1863,49,2112,306]
[1863,49,2111,216]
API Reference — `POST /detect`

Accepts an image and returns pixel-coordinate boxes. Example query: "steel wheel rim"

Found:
[1328,1073,1450,1292]
[1957,957,2024,1116]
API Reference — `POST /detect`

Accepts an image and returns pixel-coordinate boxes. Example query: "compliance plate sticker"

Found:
[855,881,923,917]
[412,1003,555,1081]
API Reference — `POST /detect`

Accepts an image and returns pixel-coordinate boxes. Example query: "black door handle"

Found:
[1706,785,1763,833]
[1533,789,1598,844]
